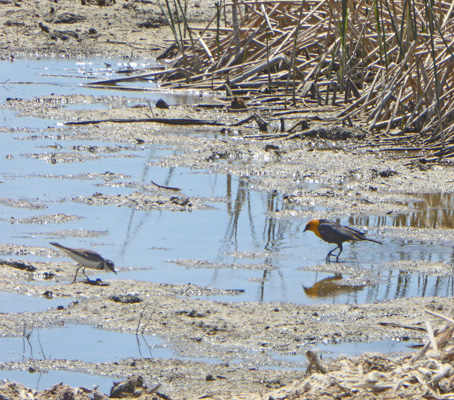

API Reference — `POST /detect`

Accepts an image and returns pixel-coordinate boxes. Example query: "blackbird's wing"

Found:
[318,221,366,244]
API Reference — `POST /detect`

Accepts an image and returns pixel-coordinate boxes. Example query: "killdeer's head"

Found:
[104,259,116,274]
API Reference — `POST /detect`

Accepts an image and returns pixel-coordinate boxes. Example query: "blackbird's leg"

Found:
[326,245,340,263]
[335,243,343,262]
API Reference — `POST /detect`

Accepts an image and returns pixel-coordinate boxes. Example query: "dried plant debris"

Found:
[0,197,47,210]
[262,309,454,400]
[132,0,454,158]
[171,258,276,271]
[0,260,36,272]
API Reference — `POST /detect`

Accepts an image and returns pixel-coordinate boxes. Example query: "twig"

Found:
[425,309,454,325]
[151,180,182,191]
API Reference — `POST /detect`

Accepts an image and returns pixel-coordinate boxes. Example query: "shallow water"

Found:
[0,324,169,393]
[0,58,449,376]
[0,323,412,365]
[0,292,71,314]
[0,324,171,363]
[355,193,454,229]
[0,323,416,390]
[0,58,205,103]
[1,59,454,308]
[0,370,114,394]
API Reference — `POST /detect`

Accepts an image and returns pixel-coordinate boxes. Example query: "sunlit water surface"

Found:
[0,58,449,387]
[1,58,454,304]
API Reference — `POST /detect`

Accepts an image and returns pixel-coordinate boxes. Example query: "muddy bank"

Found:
[2,75,454,399]
[0,0,215,59]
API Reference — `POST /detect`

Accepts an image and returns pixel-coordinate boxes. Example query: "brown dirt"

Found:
[0,0,212,59]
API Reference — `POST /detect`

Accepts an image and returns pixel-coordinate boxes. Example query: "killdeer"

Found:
[50,242,116,283]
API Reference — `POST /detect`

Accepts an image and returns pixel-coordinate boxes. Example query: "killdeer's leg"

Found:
[72,265,83,284]
[82,267,91,281]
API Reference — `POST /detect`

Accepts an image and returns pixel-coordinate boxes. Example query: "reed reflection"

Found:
[224,175,299,302]
[360,271,454,303]
[349,192,454,229]
[224,175,297,254]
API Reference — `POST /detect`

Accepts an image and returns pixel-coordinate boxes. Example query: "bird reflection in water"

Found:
[303,274,365,298]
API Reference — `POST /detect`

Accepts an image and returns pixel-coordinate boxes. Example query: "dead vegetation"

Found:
[100,0,454,159]
[258,309,454,400]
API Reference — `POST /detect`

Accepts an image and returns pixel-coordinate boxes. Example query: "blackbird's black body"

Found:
[304,219,382,262]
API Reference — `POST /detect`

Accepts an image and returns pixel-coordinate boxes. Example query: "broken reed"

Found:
[156,0,454,156]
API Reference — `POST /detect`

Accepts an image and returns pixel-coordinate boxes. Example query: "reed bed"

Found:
[156,0,454,157]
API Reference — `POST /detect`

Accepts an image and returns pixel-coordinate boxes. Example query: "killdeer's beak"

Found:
[105,260,116,274]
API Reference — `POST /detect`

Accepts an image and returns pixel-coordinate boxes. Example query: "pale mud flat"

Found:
[1,0,454,399]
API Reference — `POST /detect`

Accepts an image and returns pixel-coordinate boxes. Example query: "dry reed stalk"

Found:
[83,0,454,155]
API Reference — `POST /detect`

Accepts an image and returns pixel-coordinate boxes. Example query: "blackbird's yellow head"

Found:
[304,219,322,239]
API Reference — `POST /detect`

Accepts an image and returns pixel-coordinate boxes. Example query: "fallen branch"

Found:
[65,117,226,126]
[377,322,427,332]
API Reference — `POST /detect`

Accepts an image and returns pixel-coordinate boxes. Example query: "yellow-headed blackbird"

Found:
[304,219,382,262]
